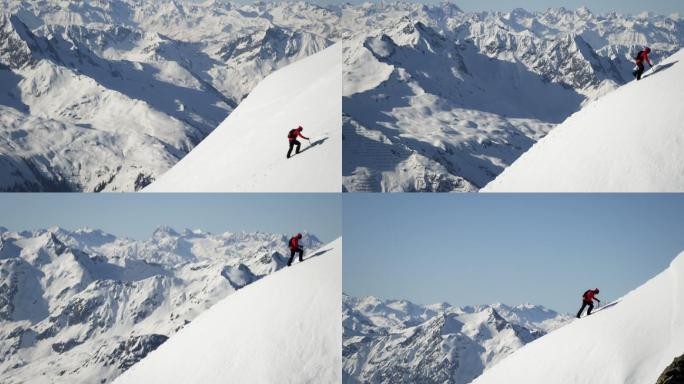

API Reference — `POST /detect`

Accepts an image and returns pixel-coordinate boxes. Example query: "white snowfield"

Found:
[483,49,684,192]
[473,251,684,384]
[145,44,342,192]
[114,238,342,384]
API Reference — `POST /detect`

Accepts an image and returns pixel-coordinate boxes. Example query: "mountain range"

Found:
[3,2,682,192]
[0,226,321,383]
[342,3,684,191]
[343,294,571,383]
[0,0,338,191]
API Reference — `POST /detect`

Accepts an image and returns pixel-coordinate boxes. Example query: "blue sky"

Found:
[343,194,684,313]
[309,0,684,15]
[0,194,341,243]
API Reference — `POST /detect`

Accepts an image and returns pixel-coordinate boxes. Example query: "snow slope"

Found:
[473,250,684,384]
[0,227,322,384]
[483,49,684,192]
[145,44,341,192]
[0,0,337,191]
[341,4,684,192]
[115,238,342,384]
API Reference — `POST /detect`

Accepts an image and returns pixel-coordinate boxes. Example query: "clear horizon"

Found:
[343,194,684,314]
[0,194,341,243]
[282,0,684,16]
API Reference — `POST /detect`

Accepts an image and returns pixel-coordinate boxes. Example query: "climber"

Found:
[287,233,304,266]
[576,288,601,318]
[287,126,309,159]
[632,47,652,81]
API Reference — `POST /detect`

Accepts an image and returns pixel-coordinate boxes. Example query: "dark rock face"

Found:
[98,334,169,371]
[0,280,17,321]
[62,296,104,326]
[657,354,684,384]
[52,338,84,353]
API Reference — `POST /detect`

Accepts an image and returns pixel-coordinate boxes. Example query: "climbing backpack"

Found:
[634,50,643,61]
[288,129,296,139]
[582,290,592,301]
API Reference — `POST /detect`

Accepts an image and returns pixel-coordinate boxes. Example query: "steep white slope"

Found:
[145,44,342,192]
[0,227,323,383]
[0,1,337,191]
[483,49,684,192]
[473,251,684,384]
[340,4,684,192]
[115,238,342,384]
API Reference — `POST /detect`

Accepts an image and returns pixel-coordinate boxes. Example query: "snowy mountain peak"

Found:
[0,13,39,69]
[343,295,569,383]
[1,0,338,191]
[575,6,593,17]
[342,3,683,192]
[0,227,325,383]
[151,225,180,239]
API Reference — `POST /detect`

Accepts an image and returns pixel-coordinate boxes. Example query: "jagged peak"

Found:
[179,228,208,237]
[151,225,180,239]
[509,7,534,19]
[46,225,70,235]
[575,6,593,17]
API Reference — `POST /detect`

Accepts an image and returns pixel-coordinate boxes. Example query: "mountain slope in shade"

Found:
[145,44,342,192]
[342,295,571,384]
[483,49,684,192]
[115,238,342,384]
[474,251,684,384]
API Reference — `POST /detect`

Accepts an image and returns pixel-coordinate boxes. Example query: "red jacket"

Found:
[288,127,308,142]
[289,236,300,250]
[636,50,652,66]
[583,290,598,302]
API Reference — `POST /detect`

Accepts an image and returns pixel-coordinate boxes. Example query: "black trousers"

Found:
[287,140,301,158]
[288,247,303,266]
[576,301,594,318]
[634,62,645,80]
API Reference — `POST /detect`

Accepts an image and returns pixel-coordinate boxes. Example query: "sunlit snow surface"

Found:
[115,238,342,384]
[145,44,342,192]
[483,49,684,192]
[0,227,323,383]
[474,251,684,384]
[341,4,684,192]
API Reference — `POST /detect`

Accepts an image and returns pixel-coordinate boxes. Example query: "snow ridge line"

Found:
[670,253,684,344]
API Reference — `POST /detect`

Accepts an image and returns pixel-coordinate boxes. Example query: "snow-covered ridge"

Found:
[144,43,342,192]
[0,0,339,191]
[343,294,571,383]
[473,251,684,384]
[483,48,684,192]
[342,3,684,192]
[115,237,342,384]
[0,226,322,383]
